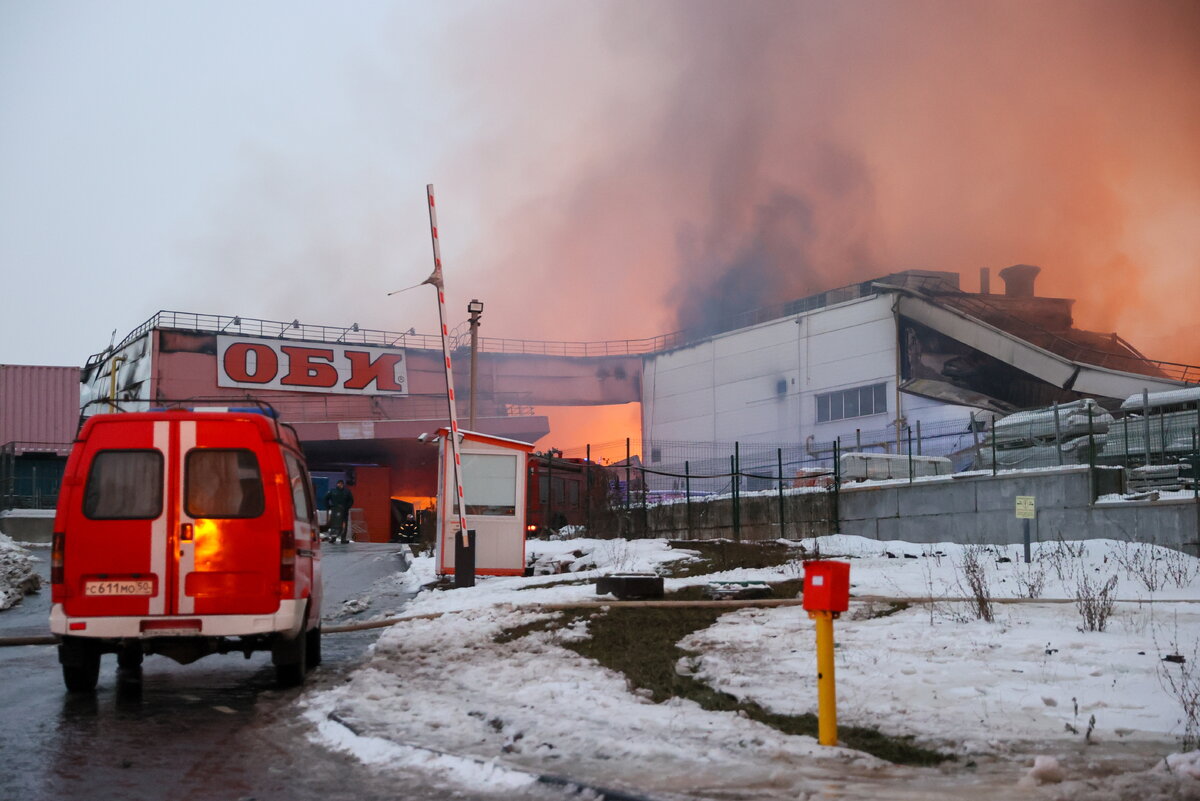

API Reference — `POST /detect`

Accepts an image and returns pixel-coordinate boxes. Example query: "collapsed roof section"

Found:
[886,266,1194,412]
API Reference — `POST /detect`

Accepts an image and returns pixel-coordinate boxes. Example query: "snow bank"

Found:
[1158,749,1200,779]
[304,602,873,800]
[0,533,41,610]
[685,599,1200,749]
[1042,749,1200,800]
[304,534,1200,797]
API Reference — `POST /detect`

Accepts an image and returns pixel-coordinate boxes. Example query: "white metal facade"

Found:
[641,292,975,448]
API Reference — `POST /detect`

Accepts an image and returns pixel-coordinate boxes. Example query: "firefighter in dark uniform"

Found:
[324,479,354,543]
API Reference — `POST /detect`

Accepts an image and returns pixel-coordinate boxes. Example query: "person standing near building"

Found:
[325,479,354,543]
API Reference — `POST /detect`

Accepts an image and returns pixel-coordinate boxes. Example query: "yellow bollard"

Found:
[803,560,849,747]
[809,609,838,746]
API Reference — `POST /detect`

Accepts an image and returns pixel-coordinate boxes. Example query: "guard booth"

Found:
[435,428,534,577]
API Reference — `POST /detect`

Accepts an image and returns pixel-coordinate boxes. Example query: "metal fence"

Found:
[0,442,70,512]
[552,400,1200,538]
[973,399,1200,489]
[559,438,840,540]
[562,416,986,496]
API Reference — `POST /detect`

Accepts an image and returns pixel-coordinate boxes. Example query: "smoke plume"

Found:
[189,1,1200,452]
[448,1,1200,362]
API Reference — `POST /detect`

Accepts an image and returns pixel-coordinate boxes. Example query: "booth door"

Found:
[445,450,525,575]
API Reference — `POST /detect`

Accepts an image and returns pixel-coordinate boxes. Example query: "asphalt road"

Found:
[0,542,562,801]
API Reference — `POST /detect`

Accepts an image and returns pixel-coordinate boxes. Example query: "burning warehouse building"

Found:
[641,265,1194,444]
[62,264,1196,538]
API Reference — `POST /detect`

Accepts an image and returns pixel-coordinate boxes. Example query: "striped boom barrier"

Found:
[423,184,470,547]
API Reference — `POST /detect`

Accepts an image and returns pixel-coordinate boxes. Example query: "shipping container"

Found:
[0,364,80,451]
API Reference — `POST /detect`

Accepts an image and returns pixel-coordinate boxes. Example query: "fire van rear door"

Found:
[177,418,280,616]
[62,419,173,618]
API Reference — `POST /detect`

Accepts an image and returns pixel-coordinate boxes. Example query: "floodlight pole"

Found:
[424,185,470,547]
[467,299,483,429]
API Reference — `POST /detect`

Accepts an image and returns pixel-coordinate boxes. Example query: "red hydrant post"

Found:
[802,560,851,746]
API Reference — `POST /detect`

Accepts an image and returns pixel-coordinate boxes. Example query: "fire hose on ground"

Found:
[4,594,1200,648]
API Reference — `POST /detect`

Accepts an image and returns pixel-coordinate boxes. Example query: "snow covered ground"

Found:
[0,533,41,610]
[303,536,1200,800]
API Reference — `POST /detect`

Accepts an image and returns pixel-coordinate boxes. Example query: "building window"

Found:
[816,383,888,423]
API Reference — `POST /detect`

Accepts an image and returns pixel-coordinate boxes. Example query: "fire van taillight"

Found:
[51,531,66,603]
[51,531,65,586]
[279,529,296,590]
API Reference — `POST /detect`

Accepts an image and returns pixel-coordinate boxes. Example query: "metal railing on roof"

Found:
[90,277,894,366]
[90,310,684,365]
[90,276,1200,385]
[88,277,893,366]
[88,311,446,366]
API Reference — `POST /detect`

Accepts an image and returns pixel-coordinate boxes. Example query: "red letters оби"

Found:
[343,351,405,392]
[279,346,338,388]
[222,343,279,384]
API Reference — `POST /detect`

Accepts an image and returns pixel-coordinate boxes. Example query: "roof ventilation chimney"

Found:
[999,264,1040,298]
[979,267,990,295]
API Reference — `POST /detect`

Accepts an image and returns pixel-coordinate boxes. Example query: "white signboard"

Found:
[216,335,408,396]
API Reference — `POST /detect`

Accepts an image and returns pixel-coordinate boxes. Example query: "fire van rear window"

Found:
[83,450,164,520]
[185,449,265,519]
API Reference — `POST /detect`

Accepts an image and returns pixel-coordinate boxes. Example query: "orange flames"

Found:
[533,404,642,456]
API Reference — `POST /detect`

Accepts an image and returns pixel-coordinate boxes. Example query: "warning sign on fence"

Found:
[1015,495,1036,519]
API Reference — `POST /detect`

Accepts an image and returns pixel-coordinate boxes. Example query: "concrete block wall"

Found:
[839,469,1098,543]
[643,489,835,542]
[0,509,56,543]
[640,466,1200,554]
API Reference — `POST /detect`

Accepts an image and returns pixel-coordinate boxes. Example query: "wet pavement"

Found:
[0,543,563,801]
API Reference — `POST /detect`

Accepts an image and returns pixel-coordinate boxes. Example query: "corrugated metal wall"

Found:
[0,365,80,450]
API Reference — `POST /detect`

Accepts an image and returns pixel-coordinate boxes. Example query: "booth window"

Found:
[185,449,265,518]
[83,450,164,520]
[459,453,517,516]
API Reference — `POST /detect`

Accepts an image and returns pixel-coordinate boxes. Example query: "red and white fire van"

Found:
[50,405,322,691]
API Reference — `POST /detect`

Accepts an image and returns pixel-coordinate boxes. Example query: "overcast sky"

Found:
[2,1,464,365]
[3,1,1199,369]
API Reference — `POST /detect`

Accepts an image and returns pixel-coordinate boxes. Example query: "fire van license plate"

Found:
[84,579,154,597]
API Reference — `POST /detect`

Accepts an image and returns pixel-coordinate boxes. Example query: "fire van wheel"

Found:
[116,645,144,684]
[59,639,101,693]
[273,631,307,688]
[305,625,322,669]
